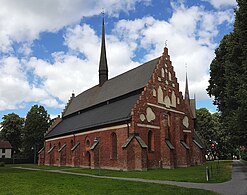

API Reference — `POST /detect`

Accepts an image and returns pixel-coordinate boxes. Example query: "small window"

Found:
[2,155,5,158]
[148,130,154,152]
[2,149,5,153]
[86,139,90,147]
[71,140,74,148]
[111,132,117,159]
[184,134,188,144]
[167,127,171,139]
[58,142,61,149]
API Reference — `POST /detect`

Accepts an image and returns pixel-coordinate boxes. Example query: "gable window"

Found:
[2,148,5,153]
[111,132,117,159]
[148,130,154,152]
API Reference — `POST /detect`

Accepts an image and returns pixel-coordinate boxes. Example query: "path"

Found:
[14,160,247,195]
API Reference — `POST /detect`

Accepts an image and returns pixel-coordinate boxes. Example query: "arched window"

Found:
[71,140,74,149]
[86,139,90,147]
[111,132,117,159]
[184,134,188,144]
[148,130,154,152]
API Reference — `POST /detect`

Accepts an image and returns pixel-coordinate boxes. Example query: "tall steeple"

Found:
[185,72,190,102]
[99,14,108,86]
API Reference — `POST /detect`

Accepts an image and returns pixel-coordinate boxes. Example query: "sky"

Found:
[0,0,237,121]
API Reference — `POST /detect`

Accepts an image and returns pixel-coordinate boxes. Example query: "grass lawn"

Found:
[60,160,232,183]
[36,161,232,183]
[0,166,216,195]
[8,160,232,184]
[240,159,247,164]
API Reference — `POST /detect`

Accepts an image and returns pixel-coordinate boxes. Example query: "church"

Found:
[38,18,205,170]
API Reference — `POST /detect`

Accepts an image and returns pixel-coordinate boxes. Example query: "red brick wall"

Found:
[42,126,129,170]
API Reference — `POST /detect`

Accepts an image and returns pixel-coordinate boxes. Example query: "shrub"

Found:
[241,150,247,160]
[0,162,5,167]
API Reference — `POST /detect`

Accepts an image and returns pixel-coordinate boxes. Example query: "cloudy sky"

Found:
[0,0,237,120]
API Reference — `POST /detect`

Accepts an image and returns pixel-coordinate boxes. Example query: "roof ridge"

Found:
[74,57,160,98]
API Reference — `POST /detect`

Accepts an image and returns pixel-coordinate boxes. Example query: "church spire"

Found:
[185,72,190,101]
[99,13,108,86]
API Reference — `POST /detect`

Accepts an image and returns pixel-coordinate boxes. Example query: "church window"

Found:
[71,140,74,149]
[148,130,154,152]
[184,134,188,144]
[86,139,90,147]
[111,132,117,159]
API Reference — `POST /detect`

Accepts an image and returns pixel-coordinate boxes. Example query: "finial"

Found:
[101,8,105,17]
[185,63,188,72]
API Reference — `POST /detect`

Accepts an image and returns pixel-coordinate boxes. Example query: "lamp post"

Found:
[12,151,16,164]
[31,145,37,164]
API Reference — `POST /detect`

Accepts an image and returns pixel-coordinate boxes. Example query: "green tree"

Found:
[207,0,247,147]
[22,105,50,160]
[0,113,24,153]
[196,109,234,159]
[196,108,214,144]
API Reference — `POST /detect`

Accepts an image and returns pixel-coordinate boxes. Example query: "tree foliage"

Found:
[207,0,247,147]
[22,105,50,158]
[196,108,234,159]
[196,108,214,142]
[0,113,24,153]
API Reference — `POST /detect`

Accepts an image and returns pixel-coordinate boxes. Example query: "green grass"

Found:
[240,159,247,165]
[10,160,232,183]
[0,166,216,195]
[62,160,231,183]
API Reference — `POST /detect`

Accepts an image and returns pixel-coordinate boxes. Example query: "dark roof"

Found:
[0,140,12,149]
[165,139,175,150]
[45,93,140,139]
[193,131,205,149]
[180,141,190,150]
[46,57,160,139]
[63,57,160,117]
[122,133,147,149]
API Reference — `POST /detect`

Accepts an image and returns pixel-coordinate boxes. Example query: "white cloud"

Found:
[109,4,234,99]
[0,0,151,53]
[0,56,57,110]
[0,1,235,112]
[204,0,237,9]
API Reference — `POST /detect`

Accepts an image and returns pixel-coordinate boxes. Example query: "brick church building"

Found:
[38,18,205,170]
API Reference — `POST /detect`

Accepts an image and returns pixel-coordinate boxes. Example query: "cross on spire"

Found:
[165,40,168,47]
